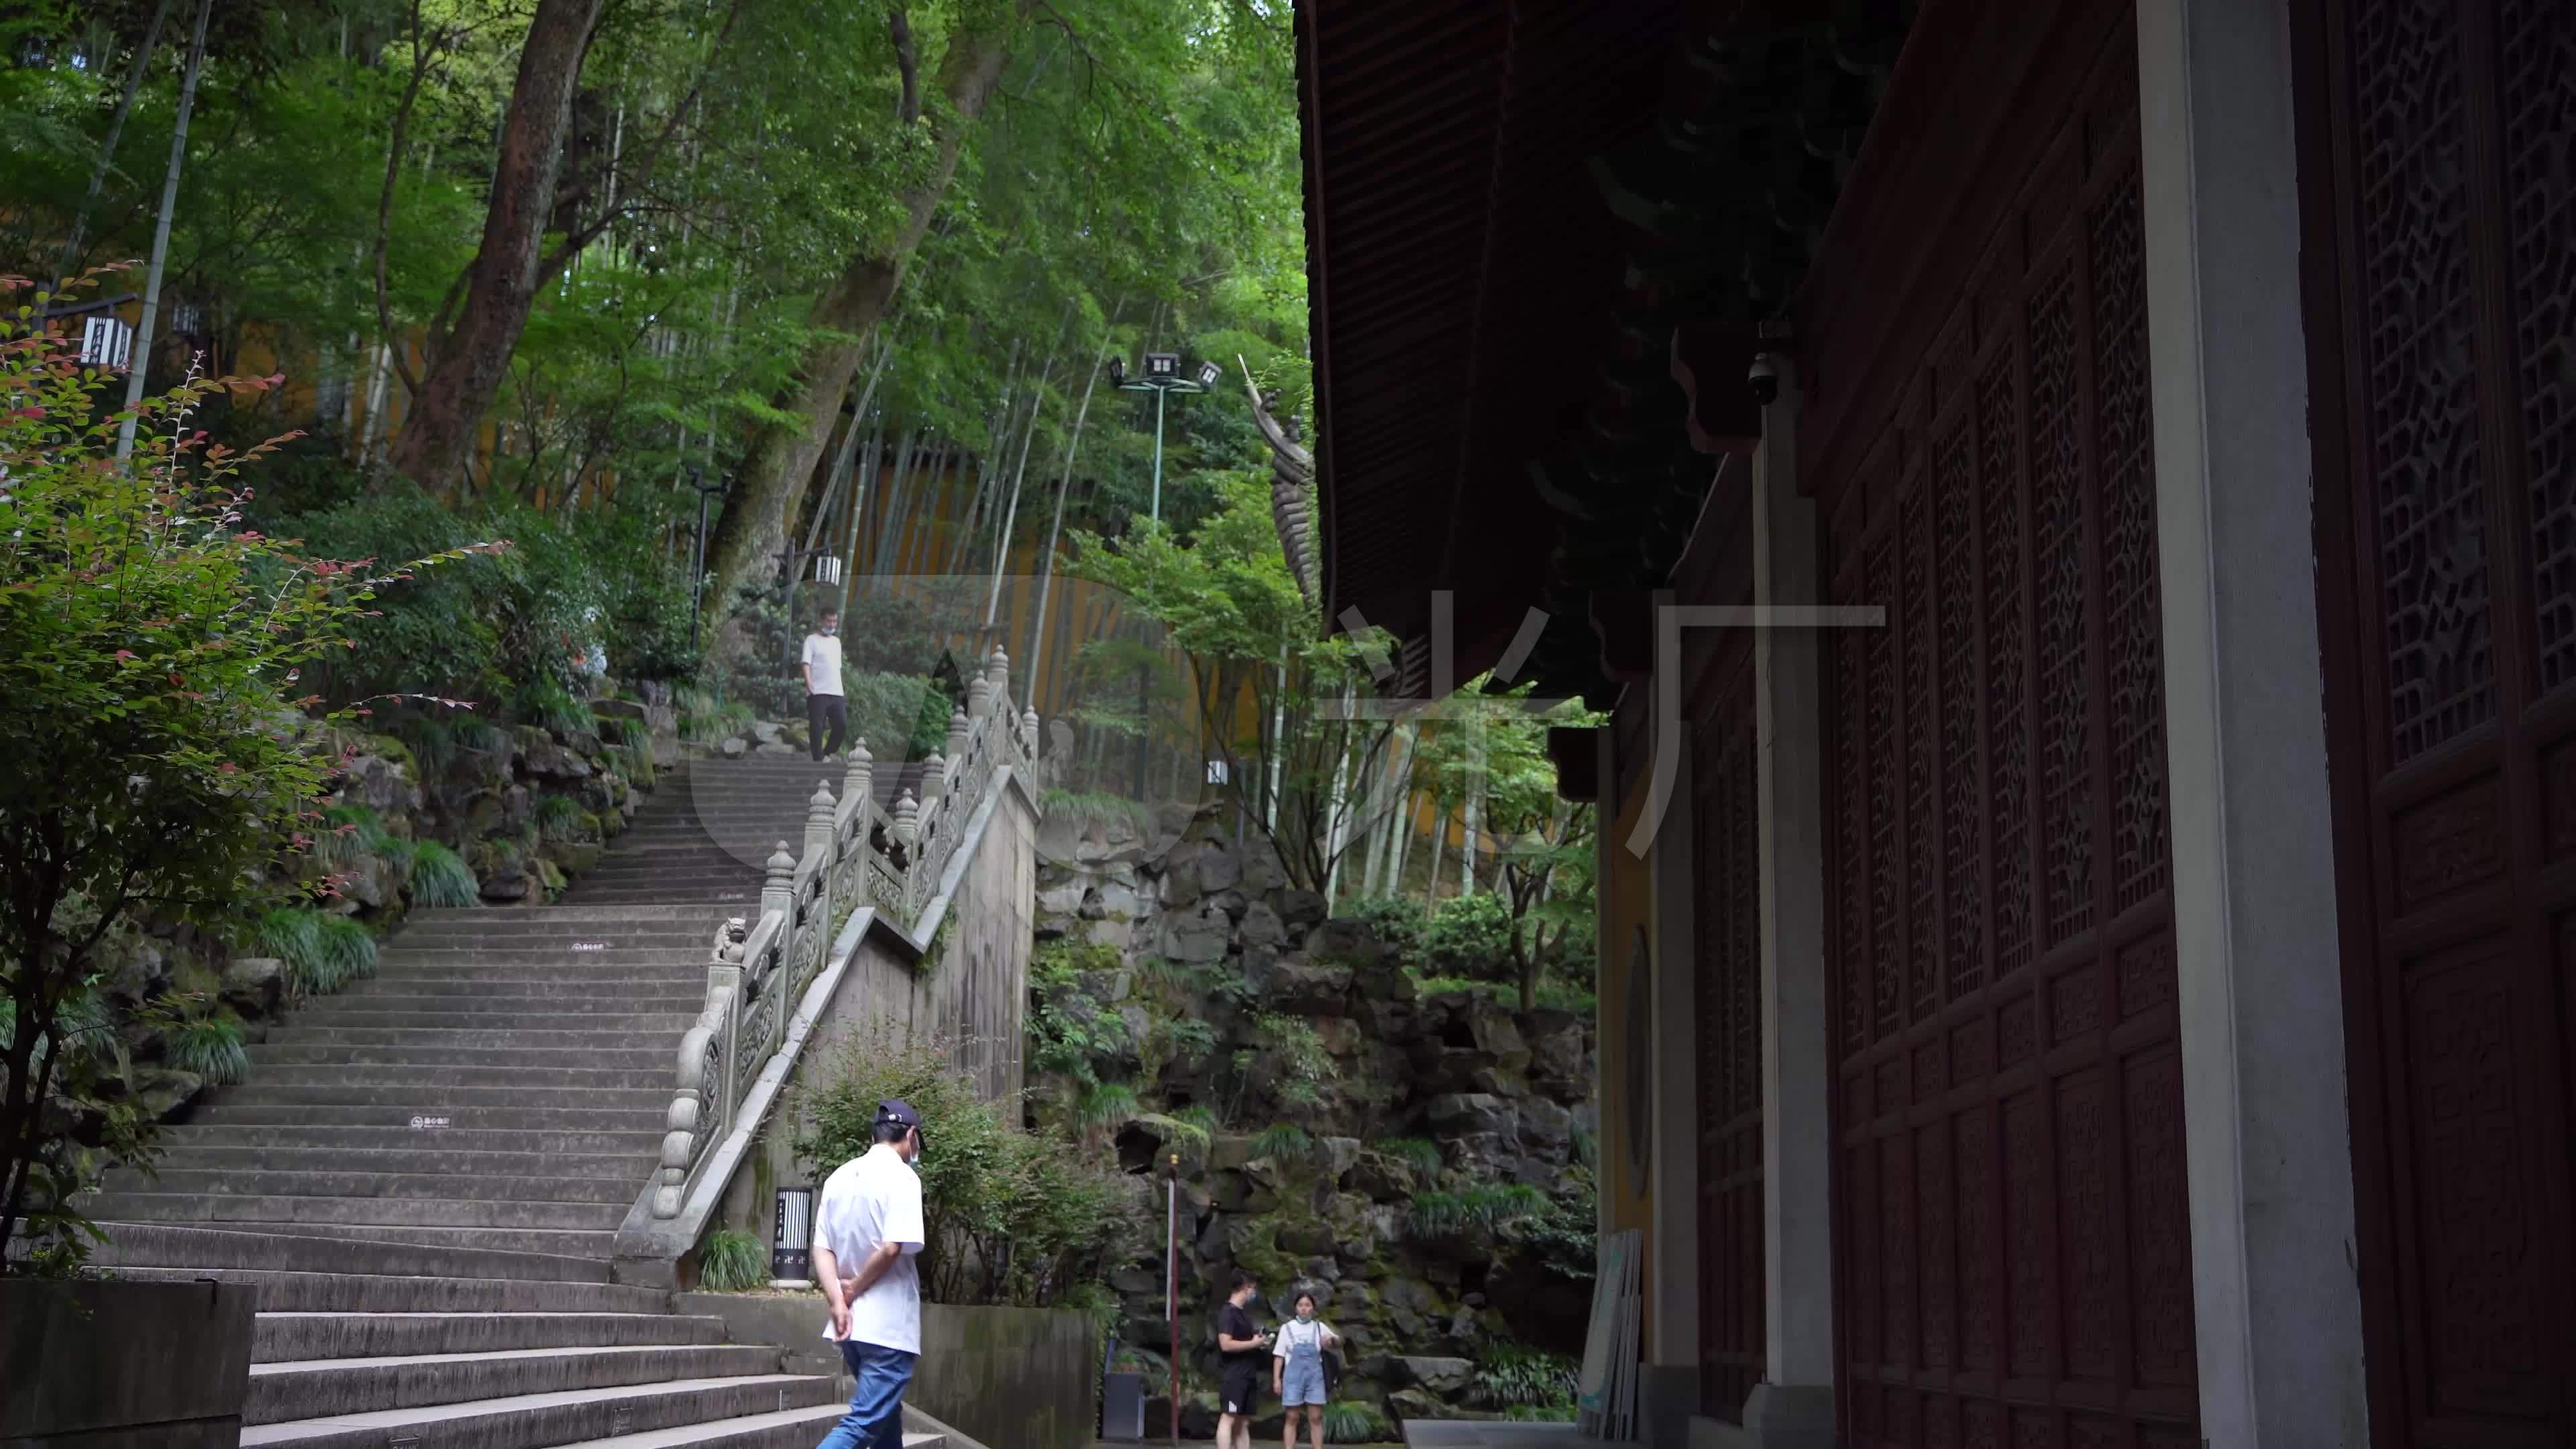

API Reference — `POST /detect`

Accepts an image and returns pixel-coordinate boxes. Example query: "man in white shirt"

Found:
[810,1098,926,1449]
[802,610,847,763]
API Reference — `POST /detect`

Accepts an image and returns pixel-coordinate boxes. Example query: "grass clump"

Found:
[164,1008,250,1085]
[241,908,378,996]
[696,1227,769,1292]
[408,840,480,907]
[1408,1182,1546,1240]
[1375,1136,1446,1179]
[1250,1122,1313,1163]
[535,794,586,839]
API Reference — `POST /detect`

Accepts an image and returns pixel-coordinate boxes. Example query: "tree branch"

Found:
[891,8,920,124]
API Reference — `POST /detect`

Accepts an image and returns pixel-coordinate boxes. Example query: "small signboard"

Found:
[410,1116,451,1131]
[773,1187,814,1281]
[572,941,609,951]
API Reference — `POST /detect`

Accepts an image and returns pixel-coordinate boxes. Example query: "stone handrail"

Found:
[643,647,1050,1224]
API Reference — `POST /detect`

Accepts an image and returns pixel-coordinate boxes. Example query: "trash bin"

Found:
[1102,1372,1146,1441]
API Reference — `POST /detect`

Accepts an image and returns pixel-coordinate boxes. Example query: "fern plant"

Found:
[696,1227,769,1292]
[164,1009,249,1086]
[519,677,598,739]
[1075,1081,1141,1132]
[408,840,480,908]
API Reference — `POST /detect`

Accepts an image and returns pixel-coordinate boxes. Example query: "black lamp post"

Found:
[1108,352,1222,801]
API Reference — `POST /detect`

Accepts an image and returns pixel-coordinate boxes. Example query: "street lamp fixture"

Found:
[1110,350,1220,525]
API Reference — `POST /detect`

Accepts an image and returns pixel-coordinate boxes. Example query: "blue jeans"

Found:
[817,1339,917,1449]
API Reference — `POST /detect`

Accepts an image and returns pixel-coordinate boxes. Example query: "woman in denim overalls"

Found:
[1273,1289,1340,1449]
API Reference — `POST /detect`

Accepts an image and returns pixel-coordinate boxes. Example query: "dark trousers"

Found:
[808,693,848,761]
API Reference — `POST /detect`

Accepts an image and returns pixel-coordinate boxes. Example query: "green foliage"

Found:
[1251,1012,1340,1114]
[1075,1081,1141,1132]
[1375,1137,1446,1180]
[535,794,586,839]
[1408,1183,1547,1241]
[1250,1122,1313,1163]
[518,678,598,741]
[841,669,951,761]
[164,1008,249,1088]
[795,1033,1144,1310]
[1342,896,1428,965]
[0,293,497,1268]
[1132,1109,1214,1157]
[316,803,409,869]
[1323,1402,1394,1444]
[243,908,378,996]
[1469,1342,1581,1412]
[696,1227,769,1293]
[407,841,480,909]
[1503,1169,1599,1283]
[1425,892,1515,981]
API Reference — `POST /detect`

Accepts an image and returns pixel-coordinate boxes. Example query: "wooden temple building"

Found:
[1294,0,2574,1446]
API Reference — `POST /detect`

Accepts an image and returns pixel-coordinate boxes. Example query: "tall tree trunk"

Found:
[1024,304,1123,700]
[58,0,173,279]
[386,0,608,491]
[698,7,1028,655]
[111,0,211,460]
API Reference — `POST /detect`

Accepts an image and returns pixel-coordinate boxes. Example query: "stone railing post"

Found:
[986,646,1010,706]
[760,842,795,926]
[945,706,970,765]
[1020,706,1040,760]
[921,753,947,814]
[804,781,837,865]
[892,790,920,851]
[968,672,993,722]
[843,737,873,818]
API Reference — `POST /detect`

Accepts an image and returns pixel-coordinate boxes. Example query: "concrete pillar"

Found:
[1737,364,1838,1448]
[1645,706,1702,1446]
[2137,3,2371,1444]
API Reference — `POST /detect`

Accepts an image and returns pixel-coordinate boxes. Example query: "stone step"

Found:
[255,1313,729,1364]
[109,1266,668,1314]
[366,961,714,979]
[164,1124,665,1155]
[113,1166,645,1205]
[239,1375,841,1449]
[235,1063,670,1089]
[146,1146,654,1183]
[264,1026,692,1050]
[332,985,710,1006]
[404,905,735,925]
[388,931,719,951]
[139,1220,625,1258]
[205,1084,669,1113]
[87,1222,616,1285]
[282,1010,702,1032]
[246,1346,791,1427]
[559,1409,946,1449]
[250,1044,673,1073]
[82,1190,627,1232]
[559,881,757,902]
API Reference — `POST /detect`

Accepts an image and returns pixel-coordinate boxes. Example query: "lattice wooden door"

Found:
[2296,0,2576,1443]
[1817,17,2198,1446]
[1694,641,1763,1420]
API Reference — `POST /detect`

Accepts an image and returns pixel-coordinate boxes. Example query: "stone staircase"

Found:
[75,755,945,1449]
[94,1224,941,1449]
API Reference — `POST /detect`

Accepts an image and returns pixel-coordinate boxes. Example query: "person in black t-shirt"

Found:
[1214,1271,1271,1449]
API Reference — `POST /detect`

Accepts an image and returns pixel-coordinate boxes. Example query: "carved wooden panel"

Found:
[1819,10,2193,1441]
[1695,648,1764,1421]
[2300,0,2576,1442]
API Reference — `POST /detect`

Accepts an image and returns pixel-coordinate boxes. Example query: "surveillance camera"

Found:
[1747,353,1780,407]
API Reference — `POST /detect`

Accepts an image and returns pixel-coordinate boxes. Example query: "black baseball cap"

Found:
[876,1099,923,1132]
